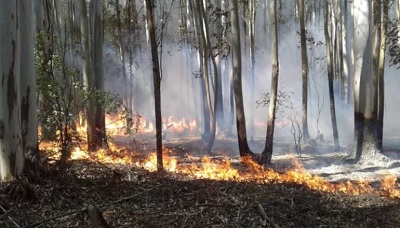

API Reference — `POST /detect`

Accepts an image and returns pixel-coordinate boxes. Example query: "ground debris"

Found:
[0,161,398,228]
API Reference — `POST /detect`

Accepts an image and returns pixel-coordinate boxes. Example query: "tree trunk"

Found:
[145,0,163,172]
[92,0,106,149]
[80,0,97,151]
[230,0,254,158]
[352,0,377,161]
[197,0,219,153]
[261,0,279,165]
[299,0,310,140]
[372,0,381,133]
[0,0,24,181]
[324,0,340,152]
[116,0,131,134]
[344,0,354,104]
[20,0,38,153]
[377,0,388,151]
[342,0,350,103]
[189,0,211,139]
[248,0,256,141]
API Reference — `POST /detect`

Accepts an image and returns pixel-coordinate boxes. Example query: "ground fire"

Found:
[37,115,400,201]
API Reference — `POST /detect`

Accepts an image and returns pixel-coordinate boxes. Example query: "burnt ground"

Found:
[1,134,400,227]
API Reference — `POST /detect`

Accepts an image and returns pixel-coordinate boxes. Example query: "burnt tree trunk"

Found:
[145,0,163,172]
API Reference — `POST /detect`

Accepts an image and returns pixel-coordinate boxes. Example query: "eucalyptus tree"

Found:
[115,0,132,134]
[324,0,340,152]
[92,0,107,149]
[230,0,255,158]
[261,0,279,165]
[351,0,376,161]
[80,0,97,151]
[0,0,24,181]
[373,0,388,151]
[299,0,310,140]
[20,0,38,153]
[343,0,353,103]
[190,0,211,140]
[248,0,256,141]
[145,0,163,171]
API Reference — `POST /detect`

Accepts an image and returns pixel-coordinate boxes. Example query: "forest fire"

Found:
[135,151,400,199]
[163,116,197,133]
[39,116,400,201]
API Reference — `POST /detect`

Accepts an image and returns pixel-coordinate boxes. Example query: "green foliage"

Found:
[35,30,124,166]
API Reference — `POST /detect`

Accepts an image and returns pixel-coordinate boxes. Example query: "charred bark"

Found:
[145,0,163,172]
[299,0,310,140]
[230,0,254,158]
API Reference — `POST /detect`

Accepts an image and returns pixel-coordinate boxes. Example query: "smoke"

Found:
[101,0,400,156]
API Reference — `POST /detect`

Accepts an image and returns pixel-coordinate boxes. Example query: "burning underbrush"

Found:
[4,134,399,227]
[39,139,400,200]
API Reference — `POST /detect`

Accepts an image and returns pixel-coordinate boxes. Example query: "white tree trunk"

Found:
[0,0,24,181]
[20,0,38,152]
[352,0,376,160]
[262,0,279,165]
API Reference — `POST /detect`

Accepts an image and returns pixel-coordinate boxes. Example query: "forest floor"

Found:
[1,133,400,227]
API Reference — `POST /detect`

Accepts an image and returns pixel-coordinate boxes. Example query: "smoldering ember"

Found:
[1,0,400,227]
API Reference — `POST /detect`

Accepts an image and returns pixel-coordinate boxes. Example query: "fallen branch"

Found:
[0,205,20,227]
[23,184,160,228]
[257,203,280,228]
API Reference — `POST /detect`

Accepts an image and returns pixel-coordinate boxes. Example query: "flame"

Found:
[39,128,400,199]
[105,114,126,135]
[163,116,197,133]
[139,148,177,172]
[135,152,400,199]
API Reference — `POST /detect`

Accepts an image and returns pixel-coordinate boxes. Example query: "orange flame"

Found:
[136,152,400,199]
[42,139,400,199]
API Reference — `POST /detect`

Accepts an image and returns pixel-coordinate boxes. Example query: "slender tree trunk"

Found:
[346,0,354,104]
[0,0,24,181]
[324,0,340,152]
[372,0,381,129]
[352,0,377,161]
[377,0,388,151]
[196,0,219,153]
[337,1,345,101]
[216,0,226,132]
[116,0,131,134]
[80,0,96,151]
[92,0,106,148]
[189,0,210,139]
[342,0,350,102]
[261,0,279,165]
[248,0,256,141]
[299,0,310,140]
[230,0,254,158]
[145,0,163,172]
